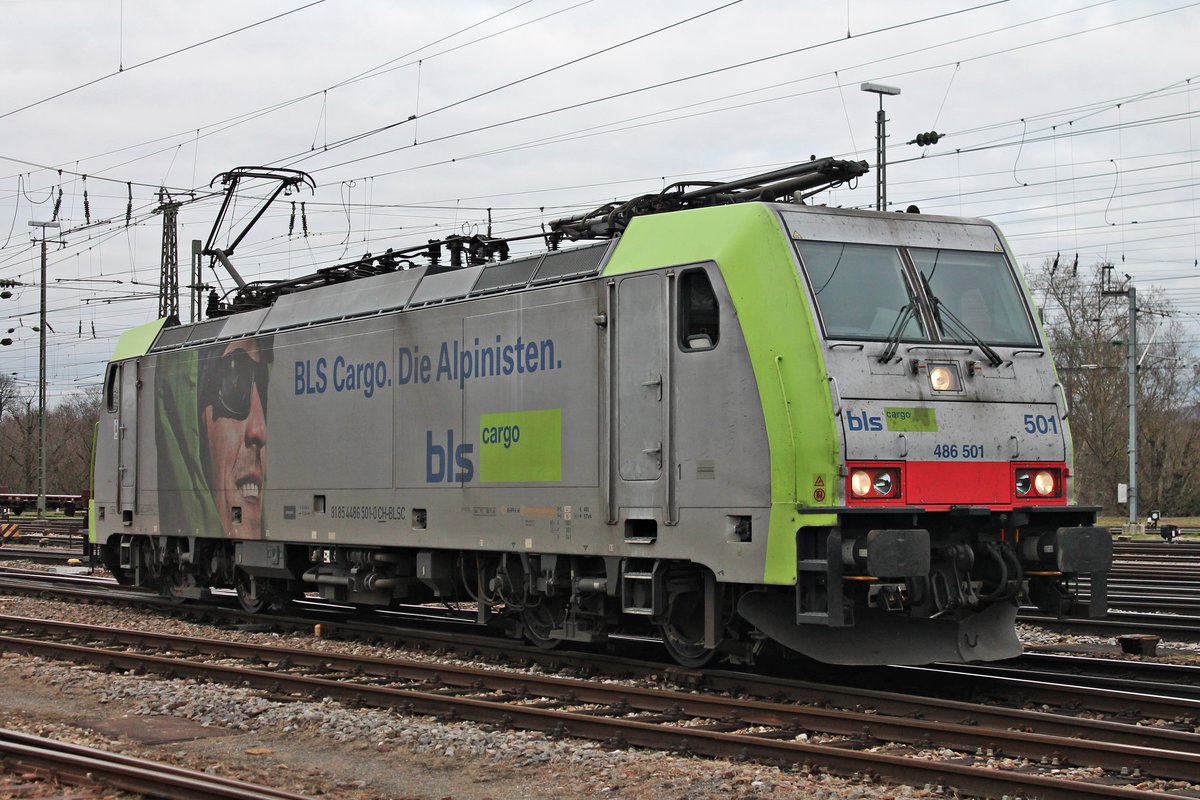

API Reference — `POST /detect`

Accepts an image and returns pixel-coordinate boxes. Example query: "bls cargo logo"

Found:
[425,430,475,483]
[846,410,883,431]
[425,409,563,484]
[846,408,940,433]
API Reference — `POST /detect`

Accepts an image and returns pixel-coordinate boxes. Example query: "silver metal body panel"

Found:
[99,262,774,585]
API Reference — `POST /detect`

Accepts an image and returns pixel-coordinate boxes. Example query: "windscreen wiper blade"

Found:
[878,304,914,363]
[938,306,1004,367]
[917,270,1003,367]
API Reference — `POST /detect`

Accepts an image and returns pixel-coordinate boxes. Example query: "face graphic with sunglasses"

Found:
[201,339,269,538]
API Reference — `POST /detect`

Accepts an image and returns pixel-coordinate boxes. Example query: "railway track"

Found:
[0,727,313,800]
[1019,608,1200,640]
[0,516,84,543]
[2,565,1197,720]
[4,567,1200,794]
[0,545,86,564]
[2,612,1198,799]
[1113,539,1200,557]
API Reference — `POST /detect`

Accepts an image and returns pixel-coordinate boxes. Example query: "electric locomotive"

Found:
[91,158,1111,666]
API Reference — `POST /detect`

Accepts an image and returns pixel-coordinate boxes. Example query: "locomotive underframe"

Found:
[99,503,1109,666]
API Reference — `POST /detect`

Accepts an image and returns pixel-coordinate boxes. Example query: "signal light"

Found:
[849,466,901,500]
[913,131,942,147]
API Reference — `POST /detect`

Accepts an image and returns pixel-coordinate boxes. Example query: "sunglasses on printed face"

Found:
[204,349,269,421]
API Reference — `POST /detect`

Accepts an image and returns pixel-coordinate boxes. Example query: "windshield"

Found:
[796,241,925,341]
[910,248,1039,346]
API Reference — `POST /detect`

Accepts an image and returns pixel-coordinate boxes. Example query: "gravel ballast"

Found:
[3,565,1198,799]
[0,590,941,799]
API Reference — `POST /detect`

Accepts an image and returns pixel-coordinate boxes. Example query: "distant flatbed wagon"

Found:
[0,492,84,516]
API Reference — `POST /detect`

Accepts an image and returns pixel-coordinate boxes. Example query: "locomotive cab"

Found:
[735,207,1110,664]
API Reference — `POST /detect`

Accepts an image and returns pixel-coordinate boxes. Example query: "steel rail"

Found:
[917,658,1200,702]
[1020,609,1200,637]
[0,546,84,563]
[0,728,313,800]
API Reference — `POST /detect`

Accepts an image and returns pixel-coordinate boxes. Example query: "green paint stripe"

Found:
[87,499,96,546]
[110,318,167,362]
[606,204,839,584]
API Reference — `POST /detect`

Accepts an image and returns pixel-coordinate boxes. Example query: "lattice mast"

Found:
[156,189,181,321]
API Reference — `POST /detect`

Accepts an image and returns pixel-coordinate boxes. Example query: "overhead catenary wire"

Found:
[284,0,1012,176]
[0,1,331,123]
[3,1,1200,393]
[2,1,1175,221]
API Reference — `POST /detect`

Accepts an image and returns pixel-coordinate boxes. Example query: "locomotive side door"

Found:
[616,274,666,483]
[117,359,139,514]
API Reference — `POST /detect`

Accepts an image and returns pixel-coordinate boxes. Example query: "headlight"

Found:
[1015,470,1031,496]
[851,470,873,497]
[873,471,893,496]
[925,361,962,393]
[930,365,954,391]
[1033,470,1056,496]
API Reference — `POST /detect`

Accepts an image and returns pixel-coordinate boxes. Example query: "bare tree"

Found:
[0,384,102,496]
[1028,260,1200,515]
[0,373,16,424]
[49,386,102,494]
[0,393,38,492]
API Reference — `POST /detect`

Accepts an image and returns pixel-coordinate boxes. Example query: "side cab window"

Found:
[104,363,119,413]
[679,269,719,350]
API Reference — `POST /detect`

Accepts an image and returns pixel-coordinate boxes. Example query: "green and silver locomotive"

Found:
[92,159,1110,666]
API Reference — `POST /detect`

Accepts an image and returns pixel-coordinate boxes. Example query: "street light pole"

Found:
[861,82,901,211]
[28,221,58,518]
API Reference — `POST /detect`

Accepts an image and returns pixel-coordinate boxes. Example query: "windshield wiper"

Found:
[918,271,1003,367]
[938,307,1004,367]
[878,304,914,363]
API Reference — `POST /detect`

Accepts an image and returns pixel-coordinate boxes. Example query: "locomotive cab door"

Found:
[610,272,675,530]
[616,274,665,481]
[117,359,140,517]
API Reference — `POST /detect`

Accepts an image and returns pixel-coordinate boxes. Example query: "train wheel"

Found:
[658,619,718,667]
[158,569,189,605]
[236,574,286,614]
[657,581,719,667]
[520,596,566,649]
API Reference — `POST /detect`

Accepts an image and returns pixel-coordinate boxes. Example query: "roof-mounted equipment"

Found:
[549,156,868,240]
[202,167,316,288]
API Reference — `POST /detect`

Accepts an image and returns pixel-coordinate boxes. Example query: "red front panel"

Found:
[907,461,1012,506]
[846,461,1068,509]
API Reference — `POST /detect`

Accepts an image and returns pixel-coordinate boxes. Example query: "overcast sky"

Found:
[1,0,1198,398]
